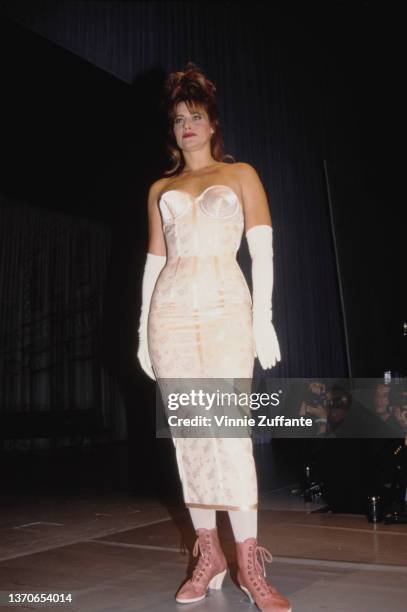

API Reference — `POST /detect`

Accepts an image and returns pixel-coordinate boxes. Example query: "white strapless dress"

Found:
[148,184,258,510]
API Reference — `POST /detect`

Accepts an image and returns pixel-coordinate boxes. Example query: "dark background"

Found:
[0,1,404,502]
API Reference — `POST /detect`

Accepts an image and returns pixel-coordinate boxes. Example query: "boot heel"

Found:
[239,584,255,603]
[208,568,227,589]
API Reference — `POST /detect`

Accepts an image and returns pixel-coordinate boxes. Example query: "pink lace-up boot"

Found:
[175,527,228,604]
[236,537,292,611]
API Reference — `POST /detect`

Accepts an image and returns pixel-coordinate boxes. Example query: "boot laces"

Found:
[191,535,210,582]
[252,544,275,592]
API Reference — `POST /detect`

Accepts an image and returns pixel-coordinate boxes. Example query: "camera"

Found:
[303,388,328,408]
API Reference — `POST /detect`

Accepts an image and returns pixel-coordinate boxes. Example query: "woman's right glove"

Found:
[137,252,166,380]
[246,224,281,369]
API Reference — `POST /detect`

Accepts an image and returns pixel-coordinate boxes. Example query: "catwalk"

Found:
[1,445,406,611]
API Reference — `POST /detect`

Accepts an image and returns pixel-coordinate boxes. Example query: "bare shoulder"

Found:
[233,162,260,181]
[233,162,265,195]
[232,162,271,228]
[234,161,255,171]
[146,177,172,212]
[149,177,170,198]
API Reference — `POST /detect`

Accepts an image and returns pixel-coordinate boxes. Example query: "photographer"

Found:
[281,380,332,501]
[365,386,407,515]
[298,381,331,437]
[385,386,407,439]
[372,383,391,423]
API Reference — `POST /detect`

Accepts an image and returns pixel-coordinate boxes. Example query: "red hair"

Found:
[161,61,234,176]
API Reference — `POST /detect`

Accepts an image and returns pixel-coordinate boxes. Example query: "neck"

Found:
[182,152,217,174]
[184,162,218,173]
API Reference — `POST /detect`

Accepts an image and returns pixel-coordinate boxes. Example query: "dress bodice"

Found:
[151,184,251,312]
[159,184,244,260]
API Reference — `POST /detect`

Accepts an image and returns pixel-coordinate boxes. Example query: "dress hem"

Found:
[185,502,258,511]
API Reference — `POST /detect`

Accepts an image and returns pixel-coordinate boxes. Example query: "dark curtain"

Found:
[1,1,353,380]
[2,2,401,499]
[0,194,126,450]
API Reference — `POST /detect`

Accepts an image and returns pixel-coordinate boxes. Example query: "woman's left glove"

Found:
[246,225,281,369]
[137,252,166,380]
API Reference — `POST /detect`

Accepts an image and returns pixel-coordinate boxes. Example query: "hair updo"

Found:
[162,61,234,176]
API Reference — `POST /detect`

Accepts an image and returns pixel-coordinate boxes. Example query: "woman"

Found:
[137,62,291,612]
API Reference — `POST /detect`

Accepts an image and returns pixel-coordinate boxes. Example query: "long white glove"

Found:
[137,252,166,380]
[246,225,281,369]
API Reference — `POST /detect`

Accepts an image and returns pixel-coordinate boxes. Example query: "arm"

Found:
[238,163,281,369]
[147,180,167,257]
[137,181,167,380]
[238,162,272,232]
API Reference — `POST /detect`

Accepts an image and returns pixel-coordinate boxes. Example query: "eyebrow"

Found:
[174,110,202,117]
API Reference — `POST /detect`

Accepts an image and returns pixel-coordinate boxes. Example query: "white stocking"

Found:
[188,507,217,530]
[228,509,257,542]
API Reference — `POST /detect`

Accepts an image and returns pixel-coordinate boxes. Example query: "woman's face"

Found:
[172,101,213,151]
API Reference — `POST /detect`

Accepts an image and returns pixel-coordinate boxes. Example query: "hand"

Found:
[309,382,326,395]
[137,335,156,381]
[253,315,281,369]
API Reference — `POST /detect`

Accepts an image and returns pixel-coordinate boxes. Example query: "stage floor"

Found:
[1,487,406,611]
